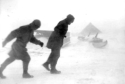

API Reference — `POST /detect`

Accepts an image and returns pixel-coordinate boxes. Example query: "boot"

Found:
[0,69,6,79]
[0,73,6,79]
[50,69,61,74]
[50,60,61,74]
[22,58,33,78]
[23,73,33,78]
[0,57,15,79]
[43,62,50,71]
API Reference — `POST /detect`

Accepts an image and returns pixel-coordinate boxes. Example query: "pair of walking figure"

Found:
[0,14,75,79]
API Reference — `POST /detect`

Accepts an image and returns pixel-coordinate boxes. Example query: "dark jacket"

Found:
[4,25,41,59]
[47,19,68,49]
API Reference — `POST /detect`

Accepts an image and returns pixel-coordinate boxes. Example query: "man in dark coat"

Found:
[0,19,44,79]
[43,14,75,74]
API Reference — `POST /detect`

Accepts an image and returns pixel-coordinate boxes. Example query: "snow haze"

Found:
[0,0,125,84]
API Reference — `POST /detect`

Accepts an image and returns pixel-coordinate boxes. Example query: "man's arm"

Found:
[30,34,44,47]
[2,28,22,47]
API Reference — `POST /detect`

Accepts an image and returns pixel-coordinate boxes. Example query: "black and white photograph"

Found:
[0,0,125,84]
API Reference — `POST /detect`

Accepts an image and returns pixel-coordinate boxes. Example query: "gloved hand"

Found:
[39,42,44,47]
[64,36,66,38]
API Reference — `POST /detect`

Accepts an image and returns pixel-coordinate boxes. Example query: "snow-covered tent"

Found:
[80,23,101,37]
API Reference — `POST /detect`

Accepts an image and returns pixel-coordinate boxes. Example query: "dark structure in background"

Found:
[35,30,70,47]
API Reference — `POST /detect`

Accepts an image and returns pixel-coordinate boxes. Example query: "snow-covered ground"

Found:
[0,30,125,84]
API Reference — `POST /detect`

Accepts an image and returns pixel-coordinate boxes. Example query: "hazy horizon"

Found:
[0,0,125,38]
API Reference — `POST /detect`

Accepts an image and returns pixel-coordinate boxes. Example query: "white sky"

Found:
[0,0,125,38]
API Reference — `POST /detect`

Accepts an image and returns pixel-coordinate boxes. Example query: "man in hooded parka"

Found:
[0,19,44,79]
[43,14,75,74]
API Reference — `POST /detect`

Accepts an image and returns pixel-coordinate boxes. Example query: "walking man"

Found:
[0,19,44,79]
[43,14,75,74]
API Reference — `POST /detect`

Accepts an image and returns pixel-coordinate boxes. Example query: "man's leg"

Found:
[22,55,33,78]
[43,49,53,71]
[50,49,61,74]
[0,56,15,79]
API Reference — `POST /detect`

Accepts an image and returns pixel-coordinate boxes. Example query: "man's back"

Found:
[15,25,33,45]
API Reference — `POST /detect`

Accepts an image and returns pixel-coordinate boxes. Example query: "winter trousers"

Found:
[46,48,60,70]
[0,55,31,74]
